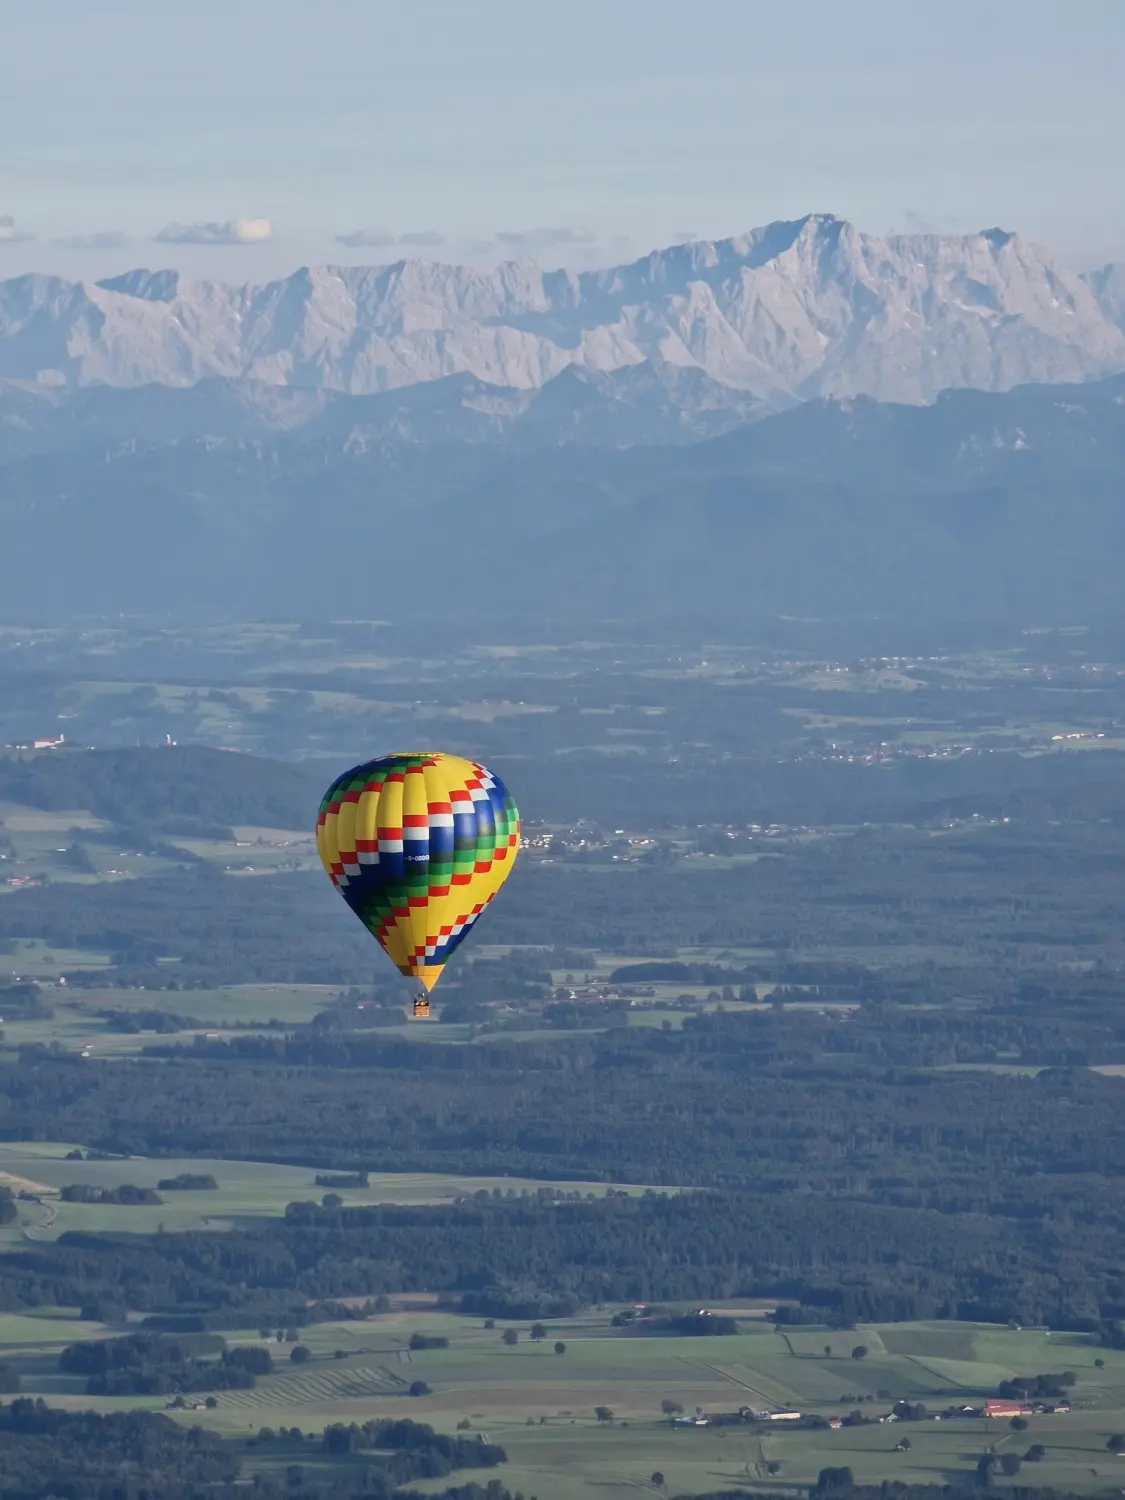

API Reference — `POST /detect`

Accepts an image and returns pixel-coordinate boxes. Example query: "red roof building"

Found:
[984,1400,1027,1418]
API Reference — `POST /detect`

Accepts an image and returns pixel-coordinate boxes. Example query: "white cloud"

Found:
[334,228,446,253]
[496,225,597,250]
[335,227,397,248]
[53,230,131,250]
[0,215,35,245]
[396,230,446,248]
[153,217,273,245]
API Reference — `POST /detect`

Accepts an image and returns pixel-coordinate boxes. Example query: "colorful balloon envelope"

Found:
[316,751,520,997]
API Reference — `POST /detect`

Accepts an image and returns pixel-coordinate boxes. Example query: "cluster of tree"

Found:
[59,1331,273,1395]
[624,1312,739,1337]
[59,1182,162,1205]
[890,1402,929,1422]
[0,1396,521,1500]
[609,961,746,985]
[434,952,553,1008]
[37,980,1125,1087]
[315,1171,369,1189]
[458,1288,580,1321]
[697,1485,1071,1500]
[0,746,316,835]
[320,1417,506,1478]
[806,1482,1072,1499]
[0,982,52,1019]
[0,1184,1116,1335]
[1099,1320,1125,1349]
[100,1006,202,1033]
[145,973,1125,1091]
[0,864,372,986]
[9,1019,1125,1212]
[311,1001,405,1031]
[157,1172,218,1191]
[975,1454,1029,1481]
[0,1398,238,1500]
[773,1304,858,1330]
[2,1049,1125,1332]
[996,1371,1075,1400]
[537,1000,631,1029]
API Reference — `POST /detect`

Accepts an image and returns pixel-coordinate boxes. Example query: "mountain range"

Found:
[2,215,1124,418]
[0,362,769,461]
[2,370,1122,624]
[2,214,1124,629]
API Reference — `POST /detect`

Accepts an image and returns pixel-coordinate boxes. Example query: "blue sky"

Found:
[2,0,1122,278]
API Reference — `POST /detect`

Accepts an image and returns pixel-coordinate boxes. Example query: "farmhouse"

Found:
[984,1400,1027,1418]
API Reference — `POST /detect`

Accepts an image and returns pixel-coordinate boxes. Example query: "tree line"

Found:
[0,1398,509,1500]
[0,1185,1121,1332]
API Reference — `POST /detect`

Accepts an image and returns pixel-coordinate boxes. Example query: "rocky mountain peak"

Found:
[0,219,1121,404]
[97,268,184,303]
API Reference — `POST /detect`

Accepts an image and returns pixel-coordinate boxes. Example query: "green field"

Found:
[0,955,824,1056]
[0,976,345,1057]
[177,1318,1125,1498]
[0,803,185,893]
[0,793,319,896]
[0,1141,655,1240]
[5,1310,1125,1498]
[85,980,337,1027]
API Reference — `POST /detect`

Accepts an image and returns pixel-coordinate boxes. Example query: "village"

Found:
[672,1396,1072,1430]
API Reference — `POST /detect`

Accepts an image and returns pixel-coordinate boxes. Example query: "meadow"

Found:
[0,938,820,1059]
[0,1140,656,1240]
[4,1307,1125,1500]
[175,1318,1125,1498]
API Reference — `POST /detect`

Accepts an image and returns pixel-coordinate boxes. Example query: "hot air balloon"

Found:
[316,752,519,1016]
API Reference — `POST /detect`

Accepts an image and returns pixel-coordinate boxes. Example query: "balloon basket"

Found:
[411,994,431,1020]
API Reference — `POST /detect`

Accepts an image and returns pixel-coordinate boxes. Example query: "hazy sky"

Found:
[2,0,1123,280]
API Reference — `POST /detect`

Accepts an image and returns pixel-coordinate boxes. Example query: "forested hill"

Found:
[7,737,1125,841]
[0,746,320,835]
[6,1066,1125,1327]
[2,372,1124,623]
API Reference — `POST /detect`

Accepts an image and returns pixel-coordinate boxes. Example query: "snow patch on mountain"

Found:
[0,216,1122,405]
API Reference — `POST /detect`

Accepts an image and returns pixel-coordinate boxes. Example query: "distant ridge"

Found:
[0,362,770,461]
[2,371,1123,624]
[2,215,1123,406]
